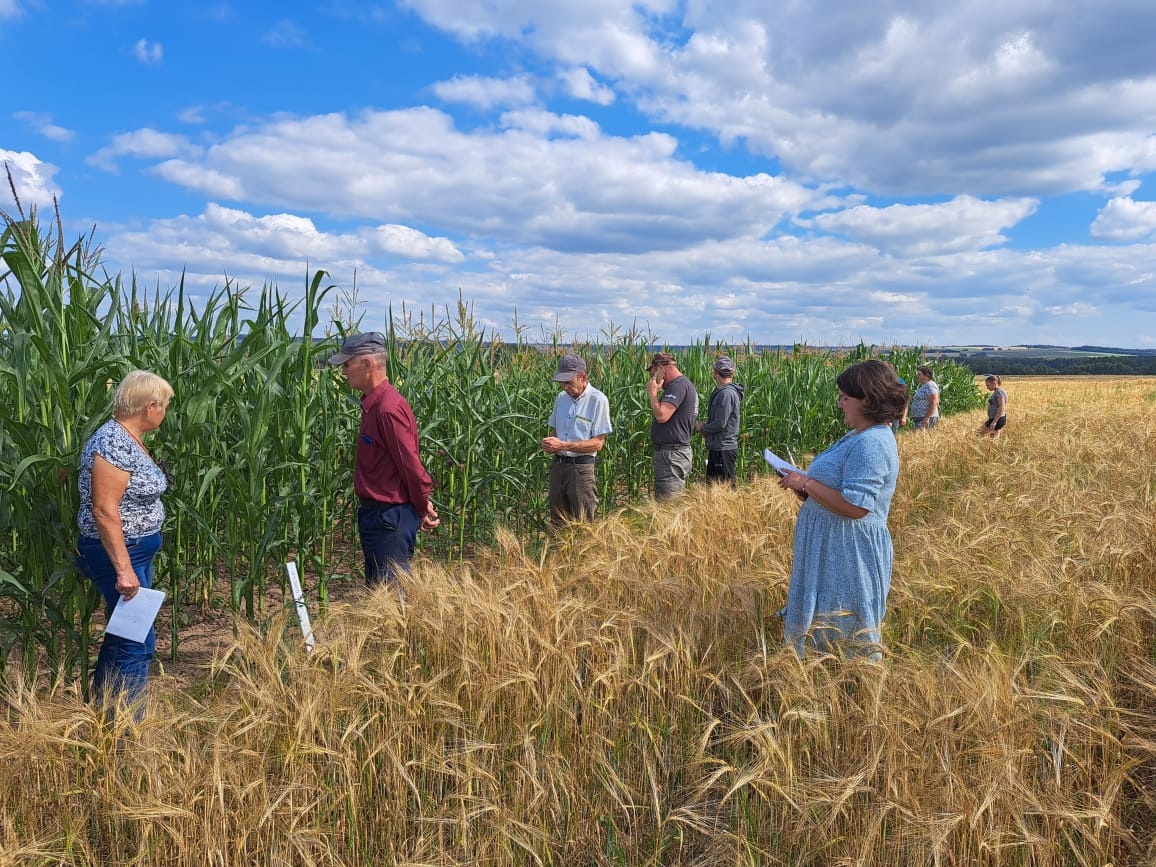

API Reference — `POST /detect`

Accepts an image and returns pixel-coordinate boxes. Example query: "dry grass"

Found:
[2,377,1154,865]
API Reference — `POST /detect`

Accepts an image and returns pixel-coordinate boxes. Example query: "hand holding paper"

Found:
[106,587,165,643]
[764,447,802,477]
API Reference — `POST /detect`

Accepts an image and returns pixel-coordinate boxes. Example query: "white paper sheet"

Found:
[105,587,166,643]
[763,447,802,477]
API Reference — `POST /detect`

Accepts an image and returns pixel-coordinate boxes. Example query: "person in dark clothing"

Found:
[695,355,745,485]
[646,351,699,500]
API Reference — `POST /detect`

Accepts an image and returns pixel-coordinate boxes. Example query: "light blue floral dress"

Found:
[784,424,899,658]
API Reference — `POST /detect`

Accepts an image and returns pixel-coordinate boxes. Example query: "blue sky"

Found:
[4,0,1156,348]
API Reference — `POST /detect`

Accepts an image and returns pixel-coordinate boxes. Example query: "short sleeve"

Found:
[590,392,612,436]
[841,434,891,510]
[660,377,690,407]
[94,426,139,473]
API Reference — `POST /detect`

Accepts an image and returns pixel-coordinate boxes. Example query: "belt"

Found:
[358,497,403,507]
[653,443,690,451]
[554,455,595,465]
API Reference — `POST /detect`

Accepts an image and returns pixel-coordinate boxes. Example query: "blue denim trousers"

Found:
[357,502,421,587]
[76,532,162,710]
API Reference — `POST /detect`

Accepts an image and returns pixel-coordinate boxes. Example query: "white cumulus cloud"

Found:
[88,129,201,172]
[433,75,537,110]
[112,108,818,255]
[805,196,1039,256]
[558,67,615,105]
[0,150,61,212]
[1091,197,1156,241]
[132,38,163,65]
[372,224,464,262]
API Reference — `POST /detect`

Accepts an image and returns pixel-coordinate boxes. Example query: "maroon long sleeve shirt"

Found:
[354,380,433,516]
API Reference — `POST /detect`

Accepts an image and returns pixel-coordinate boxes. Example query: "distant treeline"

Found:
[952,355,1156,376]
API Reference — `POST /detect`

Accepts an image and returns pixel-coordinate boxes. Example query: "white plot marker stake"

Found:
[285,561,315,653]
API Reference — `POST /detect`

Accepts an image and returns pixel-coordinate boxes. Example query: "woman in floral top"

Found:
[76,370,173,714]
[909,366,940,429]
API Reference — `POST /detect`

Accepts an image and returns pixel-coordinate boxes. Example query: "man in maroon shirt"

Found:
[329,332,439,587]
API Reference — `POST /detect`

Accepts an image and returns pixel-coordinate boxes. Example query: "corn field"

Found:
[0,209,982,682]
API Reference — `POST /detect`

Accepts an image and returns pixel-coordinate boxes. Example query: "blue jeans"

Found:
[358,502,421,587]
[76,532,161,711]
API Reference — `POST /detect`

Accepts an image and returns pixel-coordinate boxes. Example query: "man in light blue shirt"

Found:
[541,354,613,524]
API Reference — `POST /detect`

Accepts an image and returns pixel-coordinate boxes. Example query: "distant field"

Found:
[929,345,1127,359]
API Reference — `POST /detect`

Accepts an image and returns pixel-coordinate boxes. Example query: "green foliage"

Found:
[1,210,351,682]
[886,345,986,416]
[960,354,1156,375]
[1,211,981,677]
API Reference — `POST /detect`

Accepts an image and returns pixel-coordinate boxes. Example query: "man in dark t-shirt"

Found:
[646,351,698,500]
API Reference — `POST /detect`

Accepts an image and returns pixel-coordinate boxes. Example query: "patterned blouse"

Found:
[910,381,940,418]
[78,419,167,539]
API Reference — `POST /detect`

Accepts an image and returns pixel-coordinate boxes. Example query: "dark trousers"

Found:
[76,532,161,713]
[548,458,598,524]
[706,449,737,485]
[358,502,421,587]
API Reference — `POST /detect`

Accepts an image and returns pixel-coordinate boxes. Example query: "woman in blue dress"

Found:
[777,360,906,658]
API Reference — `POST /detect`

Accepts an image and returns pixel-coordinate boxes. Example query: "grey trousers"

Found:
[653,445,693,500]
[548,459,598,524]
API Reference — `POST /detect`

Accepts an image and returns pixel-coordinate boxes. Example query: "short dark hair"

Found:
[836,360,909,423]
[917,365,934,380]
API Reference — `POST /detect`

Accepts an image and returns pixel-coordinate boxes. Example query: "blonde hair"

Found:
[113,370,174,418]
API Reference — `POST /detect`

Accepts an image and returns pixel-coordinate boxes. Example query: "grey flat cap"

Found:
[328,332,385,365]
[552,353,588,382]
[713,355,736,374]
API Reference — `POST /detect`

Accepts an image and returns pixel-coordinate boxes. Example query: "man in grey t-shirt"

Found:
[646,351,698,500]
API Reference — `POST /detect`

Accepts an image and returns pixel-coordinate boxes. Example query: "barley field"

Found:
[1,376,1153,866]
